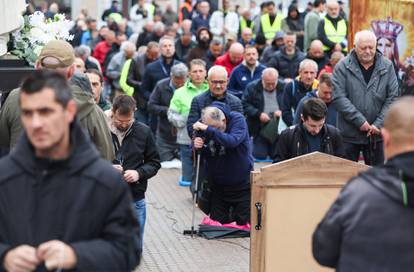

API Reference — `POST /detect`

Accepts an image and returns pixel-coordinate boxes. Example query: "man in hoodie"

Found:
[260,31,284,65]
[0,40,114,161]
[193,102,253,225]
[313,96,414,271]
[186,27,213,64]
[0,70,140,272]
[168,59,210,186]
[108,94,161,254]
[228,45,266,99]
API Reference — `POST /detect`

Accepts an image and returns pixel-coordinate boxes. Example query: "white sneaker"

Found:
[161,158,182,169]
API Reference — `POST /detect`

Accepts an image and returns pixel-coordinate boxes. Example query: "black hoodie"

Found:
[313,151,414,271]
[0,120,141,271]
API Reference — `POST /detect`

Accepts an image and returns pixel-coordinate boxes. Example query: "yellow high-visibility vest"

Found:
[260,13,284,41]
[240,17,254,32]
[322,17,348,53]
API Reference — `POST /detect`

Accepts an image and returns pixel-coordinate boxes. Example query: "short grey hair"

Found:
[208,65,228,78]
[299,59,318,72]
[201,106,225,123]
[121,41,136,52]
[171,63,188,78]
[74,45,91,58]
[262,67,279,78]
[159,35,175,47]
[154,21,165,32]
[354,30,377,46]
[210,38,223,46]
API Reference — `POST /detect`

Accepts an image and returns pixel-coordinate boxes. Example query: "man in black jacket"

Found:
[140,36,181,131]
[0,71,140,271]
[313,96,414,272]
[109,95,161,254]
[242,68,285,160]
[187,65,243,137]
[273,97,344,162]
[148,63,187,162]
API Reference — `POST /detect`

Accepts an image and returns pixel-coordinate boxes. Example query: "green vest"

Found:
[120,59,134,97]
[260,13,284,41]
[322,17,348,53]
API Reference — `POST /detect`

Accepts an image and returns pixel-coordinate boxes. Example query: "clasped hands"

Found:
[4,240,77,272]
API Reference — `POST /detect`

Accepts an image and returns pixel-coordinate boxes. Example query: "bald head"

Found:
[262,68,279,91]
[383,97,414,160]
[308,40,324,58]
[229,42,244,64]
[326,0,340,18]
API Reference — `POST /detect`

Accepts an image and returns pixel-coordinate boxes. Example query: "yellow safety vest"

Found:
[240,17,254,32]
[322,17,348,53]
[260,13,284,41]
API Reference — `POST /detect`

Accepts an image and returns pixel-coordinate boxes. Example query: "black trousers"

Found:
[210,184,251,225]
[343,139,384,166]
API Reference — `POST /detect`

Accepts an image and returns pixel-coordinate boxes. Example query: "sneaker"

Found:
[179,180,192,187]
[161,158,182,169]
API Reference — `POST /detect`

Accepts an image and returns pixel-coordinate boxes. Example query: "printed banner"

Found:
[349,0,414,80]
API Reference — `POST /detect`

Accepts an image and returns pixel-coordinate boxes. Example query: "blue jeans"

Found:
[134,199,146,252]
[179,144,193,181]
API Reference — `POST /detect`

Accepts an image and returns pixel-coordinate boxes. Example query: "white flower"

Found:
[29,11,45,28]
[29,27,44,41]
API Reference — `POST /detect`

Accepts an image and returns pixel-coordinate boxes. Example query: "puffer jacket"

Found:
[332,50,399,144]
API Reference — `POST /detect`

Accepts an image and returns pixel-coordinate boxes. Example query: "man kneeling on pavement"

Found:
[192,102,253,226]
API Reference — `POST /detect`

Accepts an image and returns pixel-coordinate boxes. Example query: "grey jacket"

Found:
[332,50,399,144]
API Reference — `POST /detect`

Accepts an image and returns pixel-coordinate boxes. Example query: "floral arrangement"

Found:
[10,11,74,66]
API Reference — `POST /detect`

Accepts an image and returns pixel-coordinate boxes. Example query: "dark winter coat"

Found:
[140,57,181,105]
[0,120,140,271]
[112,121,161,201]
[273,123,344,162]
[242,78,284,137]
[186,91,243,137]
[313,151,414,271]
[267,46,305,80]
[148,78,177,144]
[281,79,314,126]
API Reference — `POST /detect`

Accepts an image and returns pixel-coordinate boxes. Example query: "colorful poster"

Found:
[349,0,414,84]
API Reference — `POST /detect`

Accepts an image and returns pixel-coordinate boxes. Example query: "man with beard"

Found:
[175,30,196,61]
[186,27,212,64]
[318,0,348,55]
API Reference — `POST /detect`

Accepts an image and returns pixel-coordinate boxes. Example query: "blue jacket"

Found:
[187,91,243,137]
[294,90,337,126]
[202,102,253,187]
[228,62,266,99]
[140,57,181,102]
[281,79,313,126]
[191,15,211,35]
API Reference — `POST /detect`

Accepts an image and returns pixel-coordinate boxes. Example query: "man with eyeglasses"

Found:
[106,94,160,255]
[187,65,243,137]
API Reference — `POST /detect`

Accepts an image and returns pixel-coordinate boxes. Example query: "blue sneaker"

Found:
[254,158,273,163]
[179,180,192,187]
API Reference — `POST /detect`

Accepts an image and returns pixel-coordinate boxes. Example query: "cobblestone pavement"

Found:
[135,168,250,272]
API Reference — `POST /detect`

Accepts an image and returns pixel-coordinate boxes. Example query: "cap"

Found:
[337,0,344,4]
[274,31,284,40]
[38,40,75,69]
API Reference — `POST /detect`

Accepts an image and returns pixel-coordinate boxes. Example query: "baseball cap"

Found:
[38,40,75,69]
[274,31,284,40]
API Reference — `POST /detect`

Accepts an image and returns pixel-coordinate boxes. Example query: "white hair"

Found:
[208,65,228,79]
[354,30,377,46]
[262,67,279,78]
[121,41,136,52]
[299,59,318,72]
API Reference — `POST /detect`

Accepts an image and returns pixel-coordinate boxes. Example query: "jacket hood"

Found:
[361,151,414,208]
[196,27,212,43]
[210,101,231,120]
[10,119,101,177]
[70,73,96,120]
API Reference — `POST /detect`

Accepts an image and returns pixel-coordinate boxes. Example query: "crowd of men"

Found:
[0,0,413,270]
